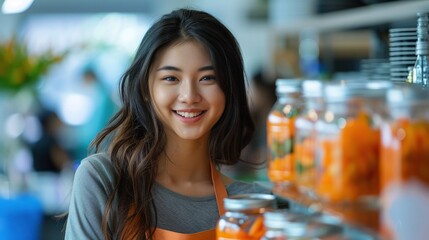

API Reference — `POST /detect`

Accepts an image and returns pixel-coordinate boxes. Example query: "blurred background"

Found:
[0,0,428,239]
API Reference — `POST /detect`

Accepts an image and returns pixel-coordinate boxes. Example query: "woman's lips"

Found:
[173,110,206,123]
[175,110,204,118]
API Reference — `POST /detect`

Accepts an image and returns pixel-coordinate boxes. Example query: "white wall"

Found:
[0,14,21,42]
[149,0,271,80]
[1,0,271,80]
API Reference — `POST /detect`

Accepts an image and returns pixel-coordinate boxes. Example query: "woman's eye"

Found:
[200,75,216,81]
[162,76,177,82]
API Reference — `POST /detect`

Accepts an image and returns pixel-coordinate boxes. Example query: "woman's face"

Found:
[149,40,225,142]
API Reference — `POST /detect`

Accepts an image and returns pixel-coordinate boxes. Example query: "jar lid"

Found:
[264,211,343,238]
[263,209,308,229]
[302,79,324,98]
[284,218,343,238]
[223,193,276,211]
[323,80,392,102]
[387,84,429,105]
[275,79,302,94]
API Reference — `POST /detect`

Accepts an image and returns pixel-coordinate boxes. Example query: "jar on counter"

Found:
[267,79,303,188]
[294,80,325,198]
[262,209,343,240]
[380,84,429,240]
[216,193,276,240]
[315,80,392,204]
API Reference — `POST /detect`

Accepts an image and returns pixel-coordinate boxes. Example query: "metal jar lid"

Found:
[323,80,392,102]
[264,210,343,238]
[263,209,308,229]
[275,79,302,94]
[223,193,276,211]
[284,219,343,238]
[386,84,429,106]
[302,79,324,98]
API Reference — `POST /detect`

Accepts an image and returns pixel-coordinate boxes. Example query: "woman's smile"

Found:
[174,110,205,119]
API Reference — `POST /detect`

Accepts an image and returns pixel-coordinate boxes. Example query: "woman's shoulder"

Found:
[75,152,115,191]
[226,179,271,196]
[80,152,113,170]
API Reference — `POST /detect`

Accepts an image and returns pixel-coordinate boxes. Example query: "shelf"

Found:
[270,0,429,34]
[257,181,383,239]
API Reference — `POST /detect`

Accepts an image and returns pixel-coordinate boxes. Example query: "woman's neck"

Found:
[155,137,213,196]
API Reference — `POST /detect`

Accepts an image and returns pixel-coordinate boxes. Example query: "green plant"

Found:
[0,37,66,92]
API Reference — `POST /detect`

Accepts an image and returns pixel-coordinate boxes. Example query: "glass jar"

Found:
[261,210,343,240]
[380,84,429,239]
[267,79,303,188]
[294,80,324,198]
[216,193,276,240]
[315,80,391,204]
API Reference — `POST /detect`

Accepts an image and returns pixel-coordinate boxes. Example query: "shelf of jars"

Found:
[270,184,382,239]
[263,77,429,240]
[253,181,381,239]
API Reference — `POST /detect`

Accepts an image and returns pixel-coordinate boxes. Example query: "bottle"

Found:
[315,80,391,205]
[294,79,324,198]
[380,84,429,240]
[216,193,276,240]
[412,12,429,85]
[266,79,303,188]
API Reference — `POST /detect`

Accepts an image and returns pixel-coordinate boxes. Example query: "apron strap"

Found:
[210,161,227,216]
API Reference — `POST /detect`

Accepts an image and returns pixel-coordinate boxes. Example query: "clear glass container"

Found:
[315,80,391,205]
[262,210,343,240]
[380,84,429,239]
[216,193,276,240]
[267,79,303,188]
[294,80,324,198]
[412,12,429,85]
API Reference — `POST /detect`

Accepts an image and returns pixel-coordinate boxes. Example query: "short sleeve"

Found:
[64,154,114,240]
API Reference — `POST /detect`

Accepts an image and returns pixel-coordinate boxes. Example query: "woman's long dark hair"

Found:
[91,8,254,239]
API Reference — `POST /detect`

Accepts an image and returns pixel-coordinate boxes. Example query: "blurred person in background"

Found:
[65,8,271,240]
[246,70,277,165]
[69,67,117,161]
[28,109,72,173]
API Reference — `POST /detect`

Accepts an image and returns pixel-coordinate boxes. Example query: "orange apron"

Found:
[152,162,227,240]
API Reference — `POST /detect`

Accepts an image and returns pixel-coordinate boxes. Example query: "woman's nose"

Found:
[178,80,202,103]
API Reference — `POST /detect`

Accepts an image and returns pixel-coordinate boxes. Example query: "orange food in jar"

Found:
[267,110,296,183]
[317,112,380,203]
[294,136,316,191]
[381,118,429,190]
[216,215,265,240]
[217,194,275,240]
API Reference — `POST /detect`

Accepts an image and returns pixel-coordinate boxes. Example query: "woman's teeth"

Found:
[176,111,203,118]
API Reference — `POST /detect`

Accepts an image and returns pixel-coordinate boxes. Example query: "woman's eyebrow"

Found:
[157,65,181,72]
[198,65,214,71]
[157,65,214,72]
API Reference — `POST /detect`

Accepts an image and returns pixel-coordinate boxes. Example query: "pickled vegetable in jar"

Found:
[315,80,391,204]
[381,120,429,187]
[380,85,429,240]
[294,80,324,197]
[267,79,302,188]
[216,193,276,240]
[381,85,429,189]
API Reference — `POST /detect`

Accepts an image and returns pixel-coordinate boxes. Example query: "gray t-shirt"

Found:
[65,153,271,239]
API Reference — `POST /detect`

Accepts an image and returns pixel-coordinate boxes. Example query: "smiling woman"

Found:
[65,8,271,240]
[149,40,225,142]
